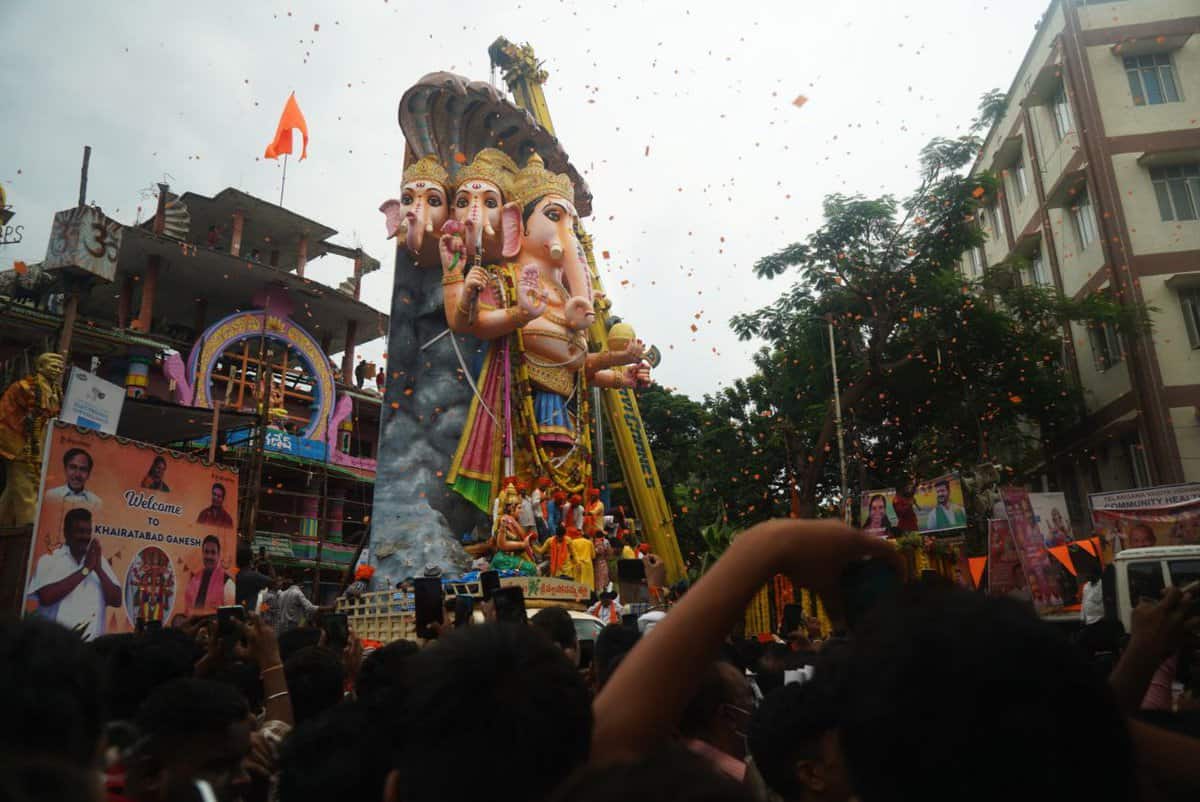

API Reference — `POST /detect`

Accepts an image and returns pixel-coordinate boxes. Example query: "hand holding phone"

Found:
[840,558,901,631]
[491,586,527,625]
[413,577,444,639]
[321,611,349,649]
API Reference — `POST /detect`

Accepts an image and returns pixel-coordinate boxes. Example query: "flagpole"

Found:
[279,153,289,206]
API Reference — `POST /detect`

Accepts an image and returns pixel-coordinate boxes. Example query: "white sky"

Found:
[1,0,1049,400]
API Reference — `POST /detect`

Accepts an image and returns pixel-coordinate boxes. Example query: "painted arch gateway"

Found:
[368,70,683,587]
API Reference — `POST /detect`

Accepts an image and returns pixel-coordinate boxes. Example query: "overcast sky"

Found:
[1,0,1049,400]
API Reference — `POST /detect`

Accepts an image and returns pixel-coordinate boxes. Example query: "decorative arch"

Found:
[186,309,335,443]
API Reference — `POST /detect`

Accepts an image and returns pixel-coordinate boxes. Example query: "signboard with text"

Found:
[61,368,125,434]
[24,423,239,639]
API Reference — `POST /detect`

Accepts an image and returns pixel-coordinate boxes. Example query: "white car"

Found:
[526,608,605,646]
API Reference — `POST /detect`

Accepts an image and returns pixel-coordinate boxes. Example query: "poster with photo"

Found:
[859,473,967,535]
[1027,492,1073,547]
[24,422,239,639]
[1000,487,1065,613]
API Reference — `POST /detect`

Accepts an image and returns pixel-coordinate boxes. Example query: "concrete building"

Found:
[964,0,1200,520]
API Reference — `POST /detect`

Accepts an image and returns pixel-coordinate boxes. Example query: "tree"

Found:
[726,134,1143,520]
[972,88,1008,134]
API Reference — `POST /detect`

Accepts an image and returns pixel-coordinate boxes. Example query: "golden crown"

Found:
[510,152,574,209]
[453,148,518,197]
[402,156,450,188]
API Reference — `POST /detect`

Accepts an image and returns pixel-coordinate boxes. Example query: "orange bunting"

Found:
[968,556,987,589]
[1047,545,1076,575]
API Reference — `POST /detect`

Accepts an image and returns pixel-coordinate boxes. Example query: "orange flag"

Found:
[1047,545,1076,575]
[968,556,987,589]
[264,92,309,160]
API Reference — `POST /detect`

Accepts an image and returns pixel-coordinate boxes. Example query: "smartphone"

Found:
[491,586,527,625]
[782,603,806,635]
[413,577,444,639]
[454,595,474,628]
[621,613,639,630]
[480,569,501,601]
[840,558,902,631]
[322,612,349,649]
[217,605,245,639]
[617,559,645,583]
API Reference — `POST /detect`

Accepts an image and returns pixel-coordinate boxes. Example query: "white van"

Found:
[1111,545,1200,631]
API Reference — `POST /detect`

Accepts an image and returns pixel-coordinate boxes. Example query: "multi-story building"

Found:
[965,0,1200,520]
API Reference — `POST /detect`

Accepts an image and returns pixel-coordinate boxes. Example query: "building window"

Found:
[991,203,1007,244]
[1088,319,1123,371]
[967,246,987,277]
[1124,53,1181,106]
[1028,250,1051,287]
[1181,288,1200,349]
[1126,439,1151,489]
[1150,165,1200,221]
[1051,83,1072,140]
[1011,157,1030,202]
[1070,186,1098,249]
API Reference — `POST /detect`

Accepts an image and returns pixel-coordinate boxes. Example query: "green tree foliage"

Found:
[636,131,1145,531]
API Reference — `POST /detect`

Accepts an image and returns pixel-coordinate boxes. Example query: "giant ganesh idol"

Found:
[439,152,649,513]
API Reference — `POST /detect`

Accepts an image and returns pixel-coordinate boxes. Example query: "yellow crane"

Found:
[489,37,686,583]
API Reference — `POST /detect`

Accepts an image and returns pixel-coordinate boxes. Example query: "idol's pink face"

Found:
[453,180,504,261]
[400,181,448,255]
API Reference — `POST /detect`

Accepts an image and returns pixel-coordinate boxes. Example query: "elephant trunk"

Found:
[559,240,595,331]
[404,211,423,255]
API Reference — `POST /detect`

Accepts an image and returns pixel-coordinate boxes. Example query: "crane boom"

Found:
[489,37,686,583]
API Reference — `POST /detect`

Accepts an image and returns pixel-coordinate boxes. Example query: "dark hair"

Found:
[0,618,105,767]
[836,587,1133,802]
[91,628,197,721]
[284,646,346,725]
[0,756,110,802]
[934,478,950,490]
[355,639,419,706]
[749,681,839,800]
[393,623,592,802]
[594,624,640,690]
[202,534,221,551]
[277,627,323,662]
[134,678,248,751]
[548,744,753,802]
[277,702,391,802]
[63,508,91,535]
[679,661,741,738]
[236,541,253,569]
[61,448,93,471]
[151,456,166,468]
[531,606,578,652]
[212,482,225,495]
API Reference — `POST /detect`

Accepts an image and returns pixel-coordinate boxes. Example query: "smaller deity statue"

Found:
[0,353,64,526]
[490,483,537,575]
[380,156,451,268]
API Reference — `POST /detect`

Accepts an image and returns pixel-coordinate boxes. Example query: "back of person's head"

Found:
[390,623,591,802]
[594,624,640,690]
[679,660,745,741]
[0,756,105,802]
[531,606,579,656]
[749,680,845,802]
[836,586,1133,802]
[548,744,754,802]
[93,628,196,722]
[277,627,322,662]
[283,646,346,725]
[236,542,253,570]
[129,678,250,802]
[277,701,390,802]
[0,617,104,768]
[355,639,419,706]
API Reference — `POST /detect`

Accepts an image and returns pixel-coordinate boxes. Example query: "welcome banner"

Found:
[1089,483,1200,558]
[860,473,968,536]
[24,422,239,639]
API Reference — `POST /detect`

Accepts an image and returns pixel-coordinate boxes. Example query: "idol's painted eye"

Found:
[401,194,413,205]
[456,195,470,208]
[485,197,498,209]
[428,195,442,207]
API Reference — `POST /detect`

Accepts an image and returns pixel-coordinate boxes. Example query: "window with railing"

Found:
[1150,165,1200,221]
[1087,319,1123,371]
[1011,157,1030,202]
[1051,82,1073,141]
[1070,186,1098,249]
[1180,288,1200,349]
[1124,53,1181,106]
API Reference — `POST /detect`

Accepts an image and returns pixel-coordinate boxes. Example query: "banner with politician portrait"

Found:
[23,421,239,639]
[859,473,968,536]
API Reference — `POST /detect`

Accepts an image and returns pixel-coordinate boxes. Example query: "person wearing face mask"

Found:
[678,660,756,784]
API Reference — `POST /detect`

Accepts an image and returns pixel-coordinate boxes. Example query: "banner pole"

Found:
[279,153,288,206]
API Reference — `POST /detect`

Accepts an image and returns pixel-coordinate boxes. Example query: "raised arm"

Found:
[591,518,900,763]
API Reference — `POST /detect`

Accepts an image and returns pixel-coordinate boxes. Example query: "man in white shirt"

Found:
[1080,570,1105,625]
[26,507,121,639]
[42,448,103,532]
[517,484,537,534]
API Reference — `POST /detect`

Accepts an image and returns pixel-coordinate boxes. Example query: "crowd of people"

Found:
[3,519,1200,802]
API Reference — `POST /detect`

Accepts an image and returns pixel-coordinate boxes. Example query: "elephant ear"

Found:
[501,202,523,259]
[379,199,405,239]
